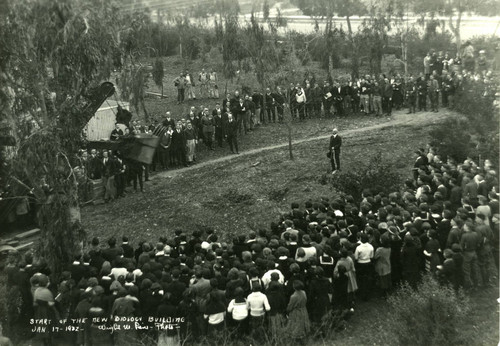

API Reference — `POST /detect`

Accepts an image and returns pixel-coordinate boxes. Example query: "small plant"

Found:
[387,274,472,346]
[331,152,402,203]
[222,189,255,206]
[268,187,289,202]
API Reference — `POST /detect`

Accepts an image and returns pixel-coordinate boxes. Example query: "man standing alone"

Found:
[226,113,239,154]
[329,128,342,174]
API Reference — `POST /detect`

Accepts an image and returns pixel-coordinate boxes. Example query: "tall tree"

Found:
[294,0,367,78]
[411,0,500,55]
[0,0,121,275]
[152,58,165,97]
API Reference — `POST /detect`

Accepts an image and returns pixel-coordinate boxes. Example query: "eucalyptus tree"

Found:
[0,0,122,274]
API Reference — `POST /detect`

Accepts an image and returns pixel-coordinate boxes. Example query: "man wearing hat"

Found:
[329,128,342,174]
[413,149,428,181]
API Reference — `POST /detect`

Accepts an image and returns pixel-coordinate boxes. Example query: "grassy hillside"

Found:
[82,119,431,242]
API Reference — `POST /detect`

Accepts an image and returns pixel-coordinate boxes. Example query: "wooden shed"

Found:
[83,100,129,141]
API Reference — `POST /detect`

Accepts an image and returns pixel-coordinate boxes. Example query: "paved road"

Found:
[156,110,451,179]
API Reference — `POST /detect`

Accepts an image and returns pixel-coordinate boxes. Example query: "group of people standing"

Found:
[6,142,498,346]
[173,68,219,104]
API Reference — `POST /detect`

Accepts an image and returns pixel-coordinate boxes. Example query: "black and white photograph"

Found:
[0,0,499,345]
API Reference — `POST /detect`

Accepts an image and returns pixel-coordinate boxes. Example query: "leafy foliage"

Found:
[117,65,150,120]
[387,274,472,346]
[429,119,473,163]
[0,0,123,275]
[152,58,164,96]
[429,77,498,165]
[331,152,403,203]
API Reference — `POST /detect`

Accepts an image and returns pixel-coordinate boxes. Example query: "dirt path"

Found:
[156,110,451,179]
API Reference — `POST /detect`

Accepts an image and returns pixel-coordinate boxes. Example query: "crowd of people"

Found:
[71,46,496,204]
[5,140,499,345]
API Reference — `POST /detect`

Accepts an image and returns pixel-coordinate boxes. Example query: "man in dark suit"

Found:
[273,86,286,123]
[341,79,352,115]
[163,111,176,129]
[264,88,276,123]
[463,174,487,208]
[382,78,393,115]
[109,123,123,141]
[449,178,463,210]
[222,93,232,113]
[252,91,264,125]
[88,149,102,179]
[229,90,240,116]
[332,81,345,116]
[226,113,239,154]
[311,82,323,117]
[235,97,247,134]
[417,75,427,111]
[101,150,119,202]
[412,149,428,181]
[213,103,224,147]
[329,128,342,174]
[171,123,188,167]
[322,81,333,117]
[121,236,134,258]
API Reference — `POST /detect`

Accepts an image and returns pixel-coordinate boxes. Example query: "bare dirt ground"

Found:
[155,109,451,180]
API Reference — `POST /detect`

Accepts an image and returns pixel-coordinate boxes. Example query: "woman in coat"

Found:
[401,233,421,288]
[374,235,392,296]
[286,280,310,343]
[333,249,358,295]
[307,267,331,323]
[266,280,287,341]
[201,110,215,150]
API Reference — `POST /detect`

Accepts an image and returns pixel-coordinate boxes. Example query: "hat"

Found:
[451,243,462,252]
[151,282,162,291]
[334,210,344,217]
[378,222,388,230]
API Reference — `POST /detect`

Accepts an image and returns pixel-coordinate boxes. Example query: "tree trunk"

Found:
[161,83,164,98]
[346,15,359,78]
[18,132,85,277]
[141,98,149,123]
[328,54,334,81]
[455,14,461,57]
[287,122,293,160]
[449,8,462,57]
[402,33,408,75]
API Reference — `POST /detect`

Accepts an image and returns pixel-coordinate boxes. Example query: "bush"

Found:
[387,274,471,346]
[331,152,403,203]
[429,119,473,163]
[429,77,498,166]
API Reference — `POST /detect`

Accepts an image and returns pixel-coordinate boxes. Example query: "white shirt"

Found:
[227,300,249,320]
[204,312,225,325]
[295,90,306,103]
[354,242,374,263]
[261,269,285,288]
[246,292,270,316]
[111,267,128,280]
[295,246,317,262]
